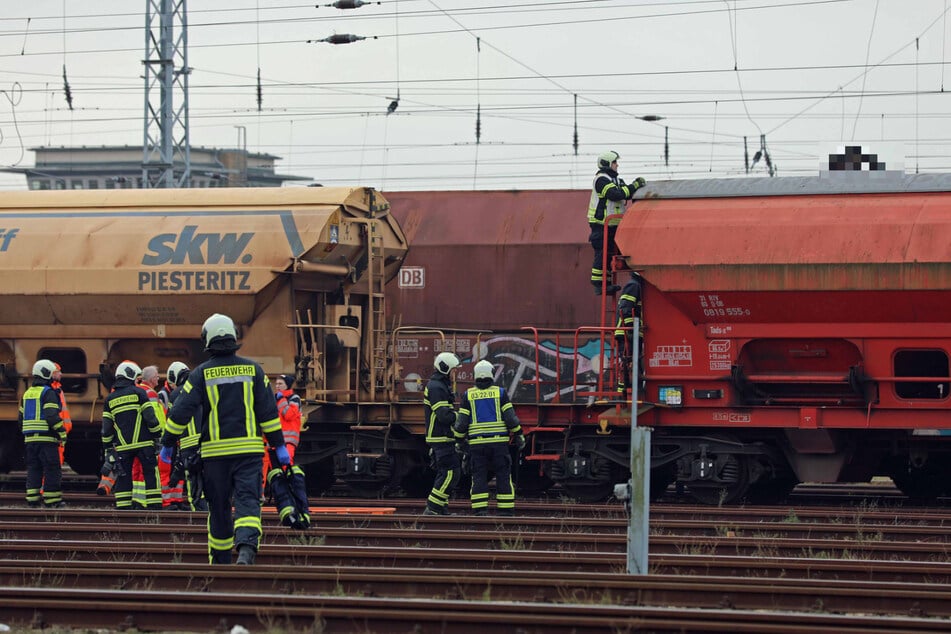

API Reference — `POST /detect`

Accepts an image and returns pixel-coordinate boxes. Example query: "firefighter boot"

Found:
[236,545,256,566]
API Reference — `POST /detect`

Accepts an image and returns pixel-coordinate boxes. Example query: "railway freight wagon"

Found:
[0,186,408,490]
[381,190,625,498]
[609,175,951,503]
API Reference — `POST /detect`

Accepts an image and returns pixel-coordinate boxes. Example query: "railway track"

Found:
[7,585,948,634]
[3,559,951,618]
[1,521,950,560]
[4,506,951,543]
[3,492,951,631]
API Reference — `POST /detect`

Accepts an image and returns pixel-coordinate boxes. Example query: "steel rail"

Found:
[3,586,950,634]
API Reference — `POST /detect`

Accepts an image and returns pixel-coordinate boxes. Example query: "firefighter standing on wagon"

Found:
[615,272,645,395]
[20,359,67,508]
[423,352,462,516]
[160,313,287,565]
[588,151,646,295]
[453,360,526,516]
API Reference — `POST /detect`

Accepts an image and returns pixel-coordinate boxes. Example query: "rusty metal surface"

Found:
[384,190,598,331]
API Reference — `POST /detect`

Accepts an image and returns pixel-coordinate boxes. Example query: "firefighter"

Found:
[165,364,208,511]
[423,352,462,516]
[150,362,186,509]
[20,359,67,508]
[162,362,198,510]
[453,360,525,516]
[160,313,286,565]
[265,373,310,529]
[588,151,646,295]
[614,272,644,395]
[102,361,163,510]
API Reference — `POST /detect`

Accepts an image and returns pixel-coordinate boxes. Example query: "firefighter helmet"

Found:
[434,352,460,374]
[201,313,237,348]
[166,361,189,386]
[32,359,56,380]
[473,360,494,381]
[115,360,142,381]
[597,150,620,169]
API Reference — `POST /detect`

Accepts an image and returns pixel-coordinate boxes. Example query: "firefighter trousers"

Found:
[202,454,263,565]
[470,442,514,511]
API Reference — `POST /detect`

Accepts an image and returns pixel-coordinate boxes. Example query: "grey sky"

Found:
[0,0,947,190]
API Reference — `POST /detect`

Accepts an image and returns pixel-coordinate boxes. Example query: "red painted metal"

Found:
[613,187,951,433]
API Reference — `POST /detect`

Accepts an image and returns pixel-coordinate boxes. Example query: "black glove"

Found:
[461,452,471,475]
[515,434,526,451]
[630,177,646,195]
[455,440,468,455]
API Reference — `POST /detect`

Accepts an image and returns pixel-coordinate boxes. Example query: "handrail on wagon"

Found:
[520,327,584,405]
[574,325,623,401]
[286,321,361,405]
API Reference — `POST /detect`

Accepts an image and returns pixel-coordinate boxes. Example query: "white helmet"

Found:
[116,360,143,381]
[473,360,494,381]
[433,352,460,374]
[201,313,237,348]
[598,150,620,169]
[32,359,57,380]
[166,361,189,386]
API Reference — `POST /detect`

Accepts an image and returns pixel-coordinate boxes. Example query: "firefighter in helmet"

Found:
[454,360,525,516]
[20,359,67,507]
[101,360,163,509]
[587,150,646,295]
[423,352,462,515]
[160,313,285,565]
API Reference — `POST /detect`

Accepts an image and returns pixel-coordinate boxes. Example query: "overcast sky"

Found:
[0,0,948,190]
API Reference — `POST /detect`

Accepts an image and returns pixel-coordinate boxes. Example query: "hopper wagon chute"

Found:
[0,186,407,483]
[610,174,951,503]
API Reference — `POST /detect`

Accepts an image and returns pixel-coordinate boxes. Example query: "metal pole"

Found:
[627,316,650,574]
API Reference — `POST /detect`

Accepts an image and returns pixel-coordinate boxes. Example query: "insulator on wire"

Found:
[256,68,262,112]
[308,33,371,45]
[476,105,481,144]
[323,0,378,8]
[62,64,73,111]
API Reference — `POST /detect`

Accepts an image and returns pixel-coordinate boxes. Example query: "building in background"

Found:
[1,146,312,190]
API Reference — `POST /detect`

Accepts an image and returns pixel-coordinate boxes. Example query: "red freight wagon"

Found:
[611,175,951,503]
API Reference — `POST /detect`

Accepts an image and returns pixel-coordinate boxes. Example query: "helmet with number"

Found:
[166,361,190,386]
[32,359,57,380]
[115,360,142,382]
[473,360,494,381]
[201,313,237,349]
[597,150,620,170]
[433,352,460,375]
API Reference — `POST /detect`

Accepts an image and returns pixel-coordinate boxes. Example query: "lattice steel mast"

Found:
[142,0,191,188]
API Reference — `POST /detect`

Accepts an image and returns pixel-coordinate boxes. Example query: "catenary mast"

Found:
[142,0,191,188]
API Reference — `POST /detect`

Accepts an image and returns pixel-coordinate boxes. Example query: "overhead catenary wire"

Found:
[849,0,879,140]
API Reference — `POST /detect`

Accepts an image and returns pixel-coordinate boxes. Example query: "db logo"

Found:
[398,266,425,289]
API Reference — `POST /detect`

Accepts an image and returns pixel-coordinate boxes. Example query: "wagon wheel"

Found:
[687,454,750,505]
